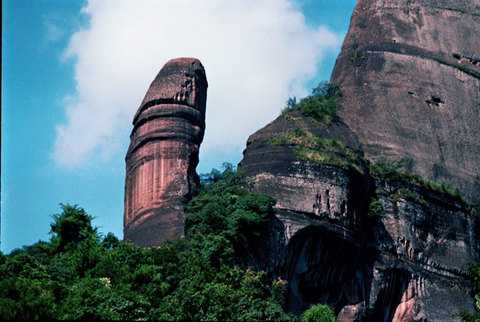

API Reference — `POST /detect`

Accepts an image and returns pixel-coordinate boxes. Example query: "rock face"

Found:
[331,0,480,204]
[239,4,480,313]
[240,111,369,230]
[124,57,207,246]
[368,178,478,322]
[121,2,480,319]
[239,110,479,321]
[239,112,373,316]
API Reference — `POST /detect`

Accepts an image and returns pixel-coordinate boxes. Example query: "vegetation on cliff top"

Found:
[370,158,465,203]
[276,82,366,173]
[270,127,364,174]
[282,82,341,124]
[0,165,337,321]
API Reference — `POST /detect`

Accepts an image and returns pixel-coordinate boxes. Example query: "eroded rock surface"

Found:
[239,112,373,316]
[331,0,480,204]
[367,179,478,322]
[239,110,479,320]
[240,111,369,235]
[121,1,480,319]
[124,57,207,246]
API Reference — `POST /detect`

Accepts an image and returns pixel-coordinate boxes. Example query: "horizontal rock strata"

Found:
[239,110,479,321]
[124,58,207,246]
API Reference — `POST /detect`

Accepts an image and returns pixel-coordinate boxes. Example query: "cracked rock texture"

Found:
[238,1,480,315]
[331,0,480,204]
[367,179,478,322]
[239,111,479,321]
[123,1,479,320]
[124,57,207,246]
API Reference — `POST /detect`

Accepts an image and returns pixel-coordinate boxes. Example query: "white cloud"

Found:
[53,0,341,168]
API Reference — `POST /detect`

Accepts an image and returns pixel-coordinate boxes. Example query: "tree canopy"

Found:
[0,167,301,321]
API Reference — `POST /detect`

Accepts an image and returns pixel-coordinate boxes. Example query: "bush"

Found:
[301,304,336,322]
[282,82,341,124]
[283,96,297,112]
[459,310,480,322]
[50,204,97,250]
[311,82,341,98]
[458,262,480,321]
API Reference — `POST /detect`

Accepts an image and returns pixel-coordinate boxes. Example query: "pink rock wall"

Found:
[331,0,480,203]
[124,58,207,246]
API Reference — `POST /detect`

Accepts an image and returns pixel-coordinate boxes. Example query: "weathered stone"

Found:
[239,112,373,315]
[331,0,480,204]
[367,178,478,321]
[239,87,478,321]
[124,57,207,246]
[240,112,479,320]
[240,111,369,235]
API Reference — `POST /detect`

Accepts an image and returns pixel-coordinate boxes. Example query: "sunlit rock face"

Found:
[124,58,207,246]
[331,0,480,204]
[239,111,370,238]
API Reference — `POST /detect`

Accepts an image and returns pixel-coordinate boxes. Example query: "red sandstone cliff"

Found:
[124,57,207,246]
[122,1,480,320]
[239,104,478,322]
[238,1,480,320]
[331,0,480,204]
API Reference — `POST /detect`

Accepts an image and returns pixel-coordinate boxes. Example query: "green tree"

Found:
[50,204,97,250]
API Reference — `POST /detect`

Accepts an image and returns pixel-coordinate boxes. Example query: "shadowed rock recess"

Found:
[124,58,207,246]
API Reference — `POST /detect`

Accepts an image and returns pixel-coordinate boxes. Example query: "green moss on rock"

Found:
[270,128,364,174]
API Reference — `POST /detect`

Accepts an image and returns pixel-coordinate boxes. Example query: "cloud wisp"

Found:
[53,0,341,168]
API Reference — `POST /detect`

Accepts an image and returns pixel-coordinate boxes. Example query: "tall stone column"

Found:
[124,57,207,246]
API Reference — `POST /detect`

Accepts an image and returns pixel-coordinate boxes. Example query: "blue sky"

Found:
[1,0,355,252]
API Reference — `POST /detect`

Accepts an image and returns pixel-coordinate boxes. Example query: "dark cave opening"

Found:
[283,225,371,315]
[368,268,411,322]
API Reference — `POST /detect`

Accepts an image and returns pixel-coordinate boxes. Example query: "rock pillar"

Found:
[124,57,207,246]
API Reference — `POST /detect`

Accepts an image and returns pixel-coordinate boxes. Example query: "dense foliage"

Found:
[301,304,336,322]
[0,167,300,321]
[282,82,341,124]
